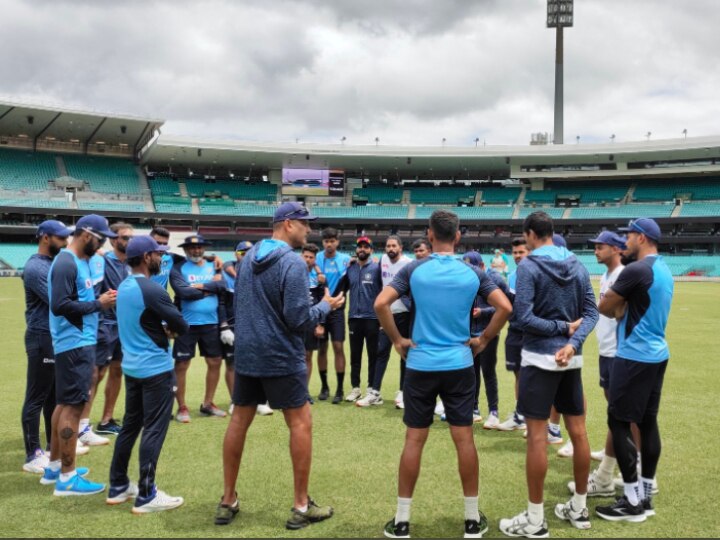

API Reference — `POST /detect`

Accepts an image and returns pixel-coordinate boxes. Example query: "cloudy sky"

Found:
[2,0,718,146]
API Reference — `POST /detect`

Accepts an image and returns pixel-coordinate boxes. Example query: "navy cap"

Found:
[552,233,567,248]
[463,251,484,267]
[36,219,72,238]
[126,235,169,259]
[589,231,627,249]
[178,234,212,248]
[76,214,118,238]
[618,218,662,242]
[272,202,317,223]
[235,240,253,252]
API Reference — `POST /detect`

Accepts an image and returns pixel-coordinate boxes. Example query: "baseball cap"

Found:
[618,218,662,242]
[178,234,212,248]
[356,236,373,246]
[463,251,483,267]
[588,231,627,250]
[552,233,567,248]
[36,219,72,238]
[75,214,118,238]
[272,202,317,223]
[126,236,169,259]
[235,240,253,252]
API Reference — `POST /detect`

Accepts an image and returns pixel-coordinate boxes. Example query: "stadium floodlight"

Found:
[474,137,480,147]
[683,128,688,139]
[547,0,573,145]
[442,137,447,146]
[375,137,380,146]
[646,131,652,141]
[341,136,346,144]
[610,134,616,143]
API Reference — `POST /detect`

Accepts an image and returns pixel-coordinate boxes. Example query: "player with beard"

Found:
[301,243,326,398]
[21,220,72,474]
[45,214,117,495]
[107,236,188,513]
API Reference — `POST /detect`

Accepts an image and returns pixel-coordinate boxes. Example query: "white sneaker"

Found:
[591,449,605,461]
[76,440,90,456]
[256,403,274,416]
[499,510,549,538]
[23,450,49,474]
[557,440,574,458]
[345,387,362,402]
[356,389,384,407]
[131,489,184,514]
[228,403,234,415]
[106,482,139,505]
[79,426,110,447]
[473,411,484,423]
[554,499,591,530]
[394,391,404,410]
[496,413,526,432]
[434,400,445,416]
[483,411,500,430]
[568,469,616,497]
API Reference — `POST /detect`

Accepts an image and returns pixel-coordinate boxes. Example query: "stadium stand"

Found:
[569,203,674,219]
[152,195,192,214]
[63,154,140,194]
[414,206,514,219]
[0,148,58,191]
[524,181,630,206]
[149,177,184,196]
[633,178,720,202]
[185,179,277,201]
[518,206,565,219]
[314,205,409,219]
[408,186,476,205]
[198,200,275,217]
[352,186,403,204]
[480,187,521,204]
[680,201,720,217]
[76,200,147,212]
[0,196,69,209]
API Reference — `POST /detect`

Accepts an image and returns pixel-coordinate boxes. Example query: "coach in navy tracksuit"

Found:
[20,220,72,474]
[108,236,188,513]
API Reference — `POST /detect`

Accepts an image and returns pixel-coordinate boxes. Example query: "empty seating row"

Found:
[633,178,720,202]
[0,148,57,191]
[64,154,140,194]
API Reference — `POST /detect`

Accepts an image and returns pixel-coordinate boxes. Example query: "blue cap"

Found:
[126,235,169,259]
[589,231,627,249]
[235,240,253,252]
[463,251,484,267]
[618,218,661,242]
[178,234,212,248]
[76,214,118,238]
[272,202,317,223]
[36,219,72,238]
[552,233,567,248]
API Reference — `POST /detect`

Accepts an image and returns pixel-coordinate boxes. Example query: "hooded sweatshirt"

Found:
[514,244,598,371]
[233,239,331,377]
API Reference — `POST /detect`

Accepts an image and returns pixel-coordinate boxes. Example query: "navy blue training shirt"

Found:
[100,251,131,323]
[471,267,510,336]
[339,260,383,319]
[389,254,498,372]
[23,253,52,332]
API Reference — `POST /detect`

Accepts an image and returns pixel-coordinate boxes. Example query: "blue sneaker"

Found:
[40,466,90,485]
[54,473,106,496]
[547,424,563,444]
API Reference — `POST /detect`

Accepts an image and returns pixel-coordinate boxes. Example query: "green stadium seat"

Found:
[0,148,58,191]
[63,154,140,194]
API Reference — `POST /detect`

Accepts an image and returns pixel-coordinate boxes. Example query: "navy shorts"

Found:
[96,323,122,367]
[504,342,522,372]
[173,324,222,361]
[304,329,320,352]
[232,370,308,410]
[55,345,95,405]
[518,365,584,420]
[221,341,234,366]
[608,357,668,424]
[598,355,614,389]
[403,367,476,428]
[319,309,345,343]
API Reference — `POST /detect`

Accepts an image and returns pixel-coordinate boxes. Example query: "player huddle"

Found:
[19,205,673,538]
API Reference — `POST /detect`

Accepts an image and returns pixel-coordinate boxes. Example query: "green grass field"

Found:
[1,278,719,538]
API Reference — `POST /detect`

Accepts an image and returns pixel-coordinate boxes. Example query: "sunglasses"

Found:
[119,235,133,241]
[82,228,106,242]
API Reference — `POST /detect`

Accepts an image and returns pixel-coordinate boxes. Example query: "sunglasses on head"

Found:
[281,206,310,219]
[82,228,105,241]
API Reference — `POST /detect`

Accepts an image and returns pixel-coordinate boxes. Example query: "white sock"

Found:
[623,482,640,506]
[49,460,61,472]
[527,501,544,525]
[396,497,412,523]
[59,470,75,483]
[464,496,480,521]
[79,418,90,433]
[571,492,587,511]
[296,503,308,513]
[597,455,617,482]
[640,476,654,501]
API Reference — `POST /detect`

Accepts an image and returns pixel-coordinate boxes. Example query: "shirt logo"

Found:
[85,278,92,289]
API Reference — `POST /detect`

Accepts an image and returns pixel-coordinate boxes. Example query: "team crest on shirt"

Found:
[85,278,92,289]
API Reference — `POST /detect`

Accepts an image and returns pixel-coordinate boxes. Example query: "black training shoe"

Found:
[214,497,239,525]
[331,392,343,405]
[596,496,647,523]
[642,498,656,517]
[318,388,329,401]
[384,518,410,538]
[96,418,122,435]
[464,511,489,538]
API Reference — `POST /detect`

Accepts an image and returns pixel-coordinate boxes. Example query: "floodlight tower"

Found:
[547,0,573,144]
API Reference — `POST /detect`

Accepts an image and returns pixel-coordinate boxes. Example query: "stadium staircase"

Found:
[55,156,68,177]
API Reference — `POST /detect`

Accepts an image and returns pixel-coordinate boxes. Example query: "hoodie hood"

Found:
[252,239,293,274]
[524,245,583,286]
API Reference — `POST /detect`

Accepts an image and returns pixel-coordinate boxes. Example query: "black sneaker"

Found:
[464,511,489,538]
[642,498,656,517]
[96,418,122,435]
[331,392,343,405]
[384,518,410,538]
[596,496,647,522]
[318,388,330,401]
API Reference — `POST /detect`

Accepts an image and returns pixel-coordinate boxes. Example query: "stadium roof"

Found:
[0,99,164,153]
[142,134,720,178]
